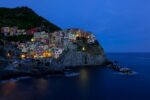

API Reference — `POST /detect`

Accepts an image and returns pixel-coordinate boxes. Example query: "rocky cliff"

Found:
[56,41,107,68]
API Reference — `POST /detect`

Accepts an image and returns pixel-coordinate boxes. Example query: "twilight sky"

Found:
[0,0,150,52]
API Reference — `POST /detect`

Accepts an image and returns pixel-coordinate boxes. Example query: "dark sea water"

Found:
[0,53,150,100]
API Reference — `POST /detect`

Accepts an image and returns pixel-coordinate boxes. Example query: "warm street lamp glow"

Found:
[82,47,86,51]
[31,38,35,42]
[43,51,52,58]
[21,54,26,59]
[33,55,37,58]
[7,53,10,57]
[76,33,79,37]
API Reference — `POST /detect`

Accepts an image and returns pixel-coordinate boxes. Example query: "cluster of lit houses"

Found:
[1,27,96,60]
[1,26,41,36]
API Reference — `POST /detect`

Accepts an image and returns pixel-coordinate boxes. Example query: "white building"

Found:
[68,32,76,41]
[1,27,10,33]
[52,48,64,59]
[88,34,96,43]
[1,27,10,36]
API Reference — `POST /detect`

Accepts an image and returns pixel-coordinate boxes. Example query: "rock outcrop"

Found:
[57,42,107,68]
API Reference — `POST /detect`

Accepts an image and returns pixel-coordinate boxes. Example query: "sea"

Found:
[0,53,150,100]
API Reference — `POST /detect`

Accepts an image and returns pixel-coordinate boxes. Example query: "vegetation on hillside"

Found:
[5,35,33,42]
[0,7,61,32]
[76,37,104,55]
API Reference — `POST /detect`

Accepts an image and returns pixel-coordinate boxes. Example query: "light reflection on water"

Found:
[0,53,150,100]
[79,68,89,87]
[0,67,123,100]
[1,81,17,96]
[36,78,49,92]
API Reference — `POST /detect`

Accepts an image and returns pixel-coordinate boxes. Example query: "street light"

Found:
[82,47,86,51]
[21,54,26,59]
[31,38,35,42]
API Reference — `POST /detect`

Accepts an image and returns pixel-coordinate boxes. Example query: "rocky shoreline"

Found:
[105,60,134,74]
[0,60,134,81]
[0,65,103,81]
[0,70,64,80]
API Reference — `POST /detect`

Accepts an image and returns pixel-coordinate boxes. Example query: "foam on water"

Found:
[65,72,80,77]
[113,71,138,76]
[0,76,31,84]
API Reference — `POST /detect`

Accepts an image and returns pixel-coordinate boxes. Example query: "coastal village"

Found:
[0,7,133,81]
[0,26,133,76]
[1,26,96,61]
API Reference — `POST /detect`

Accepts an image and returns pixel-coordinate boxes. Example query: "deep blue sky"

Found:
[0,0,150,52]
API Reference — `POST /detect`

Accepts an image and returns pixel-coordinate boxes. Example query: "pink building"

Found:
[1,27,10,36]
[26,28,39,35]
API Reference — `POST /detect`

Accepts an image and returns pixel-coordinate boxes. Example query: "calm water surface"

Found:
[0,53,150,100]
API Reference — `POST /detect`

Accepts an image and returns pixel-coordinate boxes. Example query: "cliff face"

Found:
[60,50,106,67]
[57,42,107,68]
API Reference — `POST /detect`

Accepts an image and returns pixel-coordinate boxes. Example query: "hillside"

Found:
[0,7,61,32]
